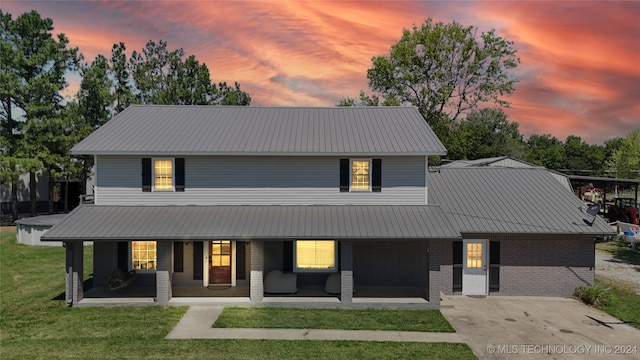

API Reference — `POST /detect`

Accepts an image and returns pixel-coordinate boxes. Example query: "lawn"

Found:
[0,226,476,359]
[214,307,455,332]
[596,239,640,264]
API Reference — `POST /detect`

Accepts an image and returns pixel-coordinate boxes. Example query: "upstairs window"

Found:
[351,159,370,191]
[340,158,381,192]
[153,159,174,191]
[142,158,185,192]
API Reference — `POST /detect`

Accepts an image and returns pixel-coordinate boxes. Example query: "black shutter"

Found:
[489,241,500,291]
[142,158,152,192]
[236,242,246,280]
[117,242,129,273]
[339,159,349,192]
[372,159,382,192]
[175,158,185,192]
[283,241,293,272]
[173,241,184,272]
[193,242,203,280]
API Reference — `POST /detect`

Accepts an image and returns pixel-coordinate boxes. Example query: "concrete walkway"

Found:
[166,305,462,342]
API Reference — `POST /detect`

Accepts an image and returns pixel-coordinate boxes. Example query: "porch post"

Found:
[428,240,441,306]
[156,241,172,304]
[250,241,264,303]
[340,240,353,303]
[65,241,84,305]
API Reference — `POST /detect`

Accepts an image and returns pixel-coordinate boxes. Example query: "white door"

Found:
[462,239,488,295]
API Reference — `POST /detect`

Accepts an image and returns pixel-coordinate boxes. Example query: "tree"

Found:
[367,18,519,123]
[127,40,251,106]
[607,129,640,179]
[525,134,565,170]
[458,108,526,160]
[1,10,80,217]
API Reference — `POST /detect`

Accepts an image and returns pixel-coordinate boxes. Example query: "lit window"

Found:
[154,159,173,191]
[132,241,156,270]
[295,240,336,272]
[466,243,482,269]
[351,159,370,191]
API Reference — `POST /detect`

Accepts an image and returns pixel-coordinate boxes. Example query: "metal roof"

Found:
[71,105,447,156]
[429,167,614,235]
[42,205,460,241]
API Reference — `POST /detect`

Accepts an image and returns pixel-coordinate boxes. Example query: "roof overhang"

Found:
[73,151,447,157]
[42,205,461,242]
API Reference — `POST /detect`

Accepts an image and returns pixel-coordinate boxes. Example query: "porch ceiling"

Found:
[42,205,460,241]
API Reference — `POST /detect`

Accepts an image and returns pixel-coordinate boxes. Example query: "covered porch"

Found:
[42,205,459,307]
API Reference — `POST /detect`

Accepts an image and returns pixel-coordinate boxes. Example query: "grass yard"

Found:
[214,307,455,332]
[596,239,640,264]
[0,226,476,359]
[594,276,640,329]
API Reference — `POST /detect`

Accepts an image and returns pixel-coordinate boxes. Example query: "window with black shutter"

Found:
[340,158,382,192]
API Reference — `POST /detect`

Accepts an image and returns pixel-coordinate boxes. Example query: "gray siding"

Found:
[96,155,426,205]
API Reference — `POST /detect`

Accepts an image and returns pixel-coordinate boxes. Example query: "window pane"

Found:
[132,241,157,270]
[466,243,482,268]
[296,240,335,270]
[154,159,173,190]
[351,160,370,190]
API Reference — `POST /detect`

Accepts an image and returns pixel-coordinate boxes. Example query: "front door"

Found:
[209,241,231,284]
[462,239,488,295]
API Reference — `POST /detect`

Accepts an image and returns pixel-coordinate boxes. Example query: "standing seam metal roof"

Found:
[429,167,614,235]
[41,205,460,241]
[71,105,447,155]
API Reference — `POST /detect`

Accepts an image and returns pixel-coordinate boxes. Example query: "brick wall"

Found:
[440,234,596,297]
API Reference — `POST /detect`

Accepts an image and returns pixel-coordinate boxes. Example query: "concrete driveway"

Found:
[441,295,640,360]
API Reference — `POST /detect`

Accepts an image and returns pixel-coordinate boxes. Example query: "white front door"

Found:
[462,239,488,295]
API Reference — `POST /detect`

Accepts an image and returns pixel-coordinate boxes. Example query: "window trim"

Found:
[152,158,175,192]
[349,158,372,192]
[293,240,337,273]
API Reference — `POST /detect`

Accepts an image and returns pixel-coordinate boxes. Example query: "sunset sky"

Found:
[3,0,639,145]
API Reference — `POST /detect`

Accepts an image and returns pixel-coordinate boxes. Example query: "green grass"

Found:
[596,240,640,264]
[214,307,455,332]
[0,227,476,359]
[593,276,640,330]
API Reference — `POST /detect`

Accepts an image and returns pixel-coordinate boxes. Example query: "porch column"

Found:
[428,241,441,306]
[156,241,172,304]
[250,241,264,303]
[340,240,353,303]
[65,241,84,305]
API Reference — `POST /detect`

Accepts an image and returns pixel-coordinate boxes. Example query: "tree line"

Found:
[1,10,251,220]
[1,11,638,222]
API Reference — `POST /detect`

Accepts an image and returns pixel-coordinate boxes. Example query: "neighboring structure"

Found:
[42,105,613,307]
[441,156,573,192]
[1,171,50,214]
[15,214,67,246]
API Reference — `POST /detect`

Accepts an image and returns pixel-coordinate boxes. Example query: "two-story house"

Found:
[43,105,612,307]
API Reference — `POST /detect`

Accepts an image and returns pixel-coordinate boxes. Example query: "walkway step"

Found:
[166,306,461,342]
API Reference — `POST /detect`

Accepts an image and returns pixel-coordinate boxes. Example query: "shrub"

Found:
[574,285,612,307]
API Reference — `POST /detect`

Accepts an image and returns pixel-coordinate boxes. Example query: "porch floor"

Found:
[83,285,426,299]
